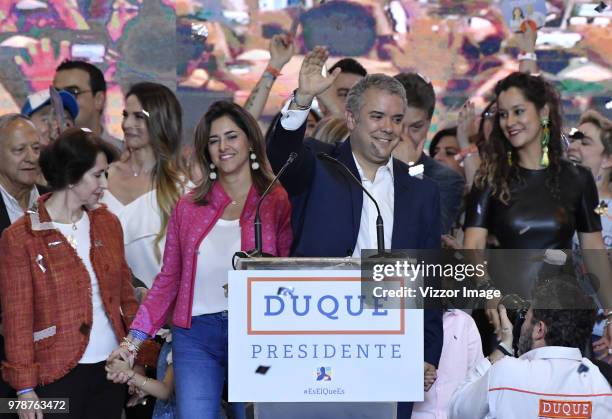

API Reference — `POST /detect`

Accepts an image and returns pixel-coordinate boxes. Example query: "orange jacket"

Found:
[0,195,138,390]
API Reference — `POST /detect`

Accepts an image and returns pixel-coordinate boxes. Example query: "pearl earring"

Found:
[209,163,217,180]
[250,149,260,170]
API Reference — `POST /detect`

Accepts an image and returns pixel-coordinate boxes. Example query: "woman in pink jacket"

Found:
[107,101,292,418]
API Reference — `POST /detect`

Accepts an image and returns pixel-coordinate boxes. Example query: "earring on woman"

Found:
[209,163,217,180]
[250,148,260,170]
[540,118,550,167]
[507,151,513,166]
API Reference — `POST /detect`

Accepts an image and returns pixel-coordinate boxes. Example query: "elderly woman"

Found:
[0,128,138,419]
[107,101,292,419]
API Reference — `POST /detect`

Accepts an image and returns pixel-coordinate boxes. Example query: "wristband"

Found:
[454,144,478,162]
[17,388,34,396]
[517,52,537,62]
[265,64,281,78]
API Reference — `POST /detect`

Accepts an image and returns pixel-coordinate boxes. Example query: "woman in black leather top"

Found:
[465,72,603,250]
[463,73,611,350]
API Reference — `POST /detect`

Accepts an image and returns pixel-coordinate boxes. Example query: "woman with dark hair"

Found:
[463,72,611,349]
[0,128,138,419]
[101,82,186,288]
[107,101,292,418]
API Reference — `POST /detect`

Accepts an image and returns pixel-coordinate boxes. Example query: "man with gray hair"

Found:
[0,113,42,398]
[0,114,41,234]
[267,47,443,418]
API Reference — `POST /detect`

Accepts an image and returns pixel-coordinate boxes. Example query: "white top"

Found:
[191,218,241,316]
[101,189,163,288]
[53,213,118,363]
[448,346,612,419]
[0,183,39,224]
[280,104,395,255]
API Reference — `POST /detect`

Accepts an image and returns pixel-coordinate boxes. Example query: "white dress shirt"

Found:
[279,104,395,256]
[0,183,39,224]
[448,346,612,419]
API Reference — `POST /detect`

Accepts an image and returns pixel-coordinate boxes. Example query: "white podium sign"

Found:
[228,270,423,402]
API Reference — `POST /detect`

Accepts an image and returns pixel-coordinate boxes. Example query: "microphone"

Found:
[250,152,297,257]
[317,152,386,256]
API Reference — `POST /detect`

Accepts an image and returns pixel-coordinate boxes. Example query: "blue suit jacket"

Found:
[268,120,443,367]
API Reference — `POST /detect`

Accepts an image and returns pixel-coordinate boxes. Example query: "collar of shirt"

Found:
[0,183,39,212]
[519,346,583,362]
[352,153,394,183]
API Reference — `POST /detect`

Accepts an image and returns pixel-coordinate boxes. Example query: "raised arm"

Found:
[517,26,538,75]
[267,47,340,196]
[244,34,295,120]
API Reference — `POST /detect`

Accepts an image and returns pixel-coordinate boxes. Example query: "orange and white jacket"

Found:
[448,346,612,419]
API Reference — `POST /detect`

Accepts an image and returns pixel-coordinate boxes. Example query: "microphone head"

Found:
[288,152,298,163]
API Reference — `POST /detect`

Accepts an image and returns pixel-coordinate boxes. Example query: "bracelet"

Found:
[127,370,137,383]
[130,329,149,342]
[265,64,281,78]
[121,337,139,356]
[291,89,312,111]
[454,144,478,162]
[517,52,537,62]
[17,388,34,396]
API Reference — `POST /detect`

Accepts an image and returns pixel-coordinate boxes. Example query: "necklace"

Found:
[131,166,152,177]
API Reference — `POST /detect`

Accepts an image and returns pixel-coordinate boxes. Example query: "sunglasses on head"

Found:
[568,128,585,140]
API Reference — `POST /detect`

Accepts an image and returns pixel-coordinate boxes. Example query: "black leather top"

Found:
[466,160,601,249]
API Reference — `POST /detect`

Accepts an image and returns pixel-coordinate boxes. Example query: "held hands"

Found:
[269,34,295,71]
[106,346,134,383]
[295,46,341,105]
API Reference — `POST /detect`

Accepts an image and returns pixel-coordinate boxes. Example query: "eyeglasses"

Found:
[63,86,92,97]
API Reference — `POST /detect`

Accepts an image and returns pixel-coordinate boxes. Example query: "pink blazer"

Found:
[130,181,292,335]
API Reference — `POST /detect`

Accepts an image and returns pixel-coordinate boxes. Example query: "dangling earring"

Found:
[540,118,550,168]
[209,163,217,180]
[250,148,260,170]
[507,151,513,166]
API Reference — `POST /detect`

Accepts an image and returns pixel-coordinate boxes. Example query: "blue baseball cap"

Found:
[21,89,79,120]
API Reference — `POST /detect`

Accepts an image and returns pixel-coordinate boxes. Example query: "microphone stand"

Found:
[246,152,297,257]
[317,152,386,257]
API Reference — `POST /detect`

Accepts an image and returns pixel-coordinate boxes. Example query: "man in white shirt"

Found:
[0,114,41,234]
[449,278,612,419]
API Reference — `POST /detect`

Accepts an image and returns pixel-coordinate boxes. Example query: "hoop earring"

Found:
[209,163,217,180]
[540,118,550,167]
[250,148,260,170]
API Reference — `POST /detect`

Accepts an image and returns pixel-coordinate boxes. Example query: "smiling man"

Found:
[267,47,443,418]
[0,114,41,234]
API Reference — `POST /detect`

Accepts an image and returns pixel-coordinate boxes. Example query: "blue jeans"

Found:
[173,312,246,419]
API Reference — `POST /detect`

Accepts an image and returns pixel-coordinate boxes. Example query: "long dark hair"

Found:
[124,82,184,260]
[475,72,563,204]
[191,101,274,204]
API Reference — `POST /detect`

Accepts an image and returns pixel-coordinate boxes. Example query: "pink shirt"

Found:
[412,310,484,419]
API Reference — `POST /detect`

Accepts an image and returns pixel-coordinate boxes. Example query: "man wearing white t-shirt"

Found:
[449,278,612,419]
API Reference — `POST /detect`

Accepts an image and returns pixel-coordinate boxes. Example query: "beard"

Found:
[518,320,535,355]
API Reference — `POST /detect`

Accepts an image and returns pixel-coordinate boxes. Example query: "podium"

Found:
[234,257,398,419]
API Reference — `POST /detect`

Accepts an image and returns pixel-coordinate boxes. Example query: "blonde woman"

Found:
[101,82,186,288]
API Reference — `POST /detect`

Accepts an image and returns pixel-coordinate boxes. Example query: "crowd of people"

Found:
[0,25,610,419]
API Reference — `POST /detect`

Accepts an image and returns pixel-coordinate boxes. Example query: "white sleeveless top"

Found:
[101,189,163,288]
